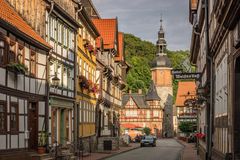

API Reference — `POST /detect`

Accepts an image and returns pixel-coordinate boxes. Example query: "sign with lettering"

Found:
[173,73,202,80]
[171,69,183,75]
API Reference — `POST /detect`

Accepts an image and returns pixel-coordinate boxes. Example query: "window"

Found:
[30,51,36,76]
[79,58,82,75]
[10,102,18,133]
[126,110,137,117]
[63,27,67,47]
[0,38,6,65]
[8,41,16,63]
[0,101,6,134]
[79,104,82,123]
[153,111,159,117]
[69,31,74,50]
[86,64,89,79]
[86,103,88,122]
[17,44,24,64]
[89,66,92,80]
[68,68,74,90]
[58,23,62,43]
[129,98,133,106]
[63,67,68,88]
[83,102,85,122]
[146,110,150,119]
[83,62,86,76]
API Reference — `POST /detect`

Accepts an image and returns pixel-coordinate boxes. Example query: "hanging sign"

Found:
[171,69,183,75]
[173,72,202,80]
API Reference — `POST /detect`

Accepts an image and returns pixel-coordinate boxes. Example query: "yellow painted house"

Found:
[76,9,99,147]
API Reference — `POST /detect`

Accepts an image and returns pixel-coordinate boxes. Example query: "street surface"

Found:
[106,139,184,160]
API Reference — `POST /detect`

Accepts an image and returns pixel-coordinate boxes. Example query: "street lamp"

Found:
[51,72,60,87]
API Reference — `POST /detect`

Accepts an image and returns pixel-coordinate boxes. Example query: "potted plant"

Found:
[6,62,28,75]
[87,44,94,53]
[38,131,47,154]
[79,75,89,90]
[90,83,99,94]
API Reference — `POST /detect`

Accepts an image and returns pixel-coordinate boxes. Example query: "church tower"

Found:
[151,19,173,137]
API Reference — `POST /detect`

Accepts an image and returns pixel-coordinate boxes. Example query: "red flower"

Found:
[87,45,94,53]
[195,133,205,139]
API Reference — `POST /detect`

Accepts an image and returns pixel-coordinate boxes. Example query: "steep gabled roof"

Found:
[175,81,197,107]
[92,18,117,49]
[145,81,161,101]
[0,0,51,50]
[122,94,149,108]
[115,32,124,61]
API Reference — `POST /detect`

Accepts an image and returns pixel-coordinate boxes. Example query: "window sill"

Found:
[0,132,7,135]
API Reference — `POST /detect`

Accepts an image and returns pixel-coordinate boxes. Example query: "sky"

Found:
[91,0,192,51]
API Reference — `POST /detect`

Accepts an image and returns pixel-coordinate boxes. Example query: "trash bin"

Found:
[103,140,112,150]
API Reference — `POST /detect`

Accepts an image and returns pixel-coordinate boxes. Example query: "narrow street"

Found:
[105,139,183,160]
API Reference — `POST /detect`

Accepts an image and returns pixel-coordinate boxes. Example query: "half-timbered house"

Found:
[5,0,81,147]
[189,0,240,159]
[0,0,51,157]
[45,2,80,146]
[120,82,163,137]
[75,5,100,152]
[92,18,127,151]
[175,81,197,136]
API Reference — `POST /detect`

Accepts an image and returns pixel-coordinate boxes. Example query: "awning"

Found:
[121,124,142,129]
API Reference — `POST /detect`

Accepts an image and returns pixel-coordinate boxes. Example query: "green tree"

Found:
[124,33,193,101]
[143,127,151,135]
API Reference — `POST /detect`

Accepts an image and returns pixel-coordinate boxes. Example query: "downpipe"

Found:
[204,0,214,159]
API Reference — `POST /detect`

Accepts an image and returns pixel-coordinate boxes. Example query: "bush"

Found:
[178,121,197,134]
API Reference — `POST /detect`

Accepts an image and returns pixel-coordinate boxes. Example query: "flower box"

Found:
[6,62,28,75]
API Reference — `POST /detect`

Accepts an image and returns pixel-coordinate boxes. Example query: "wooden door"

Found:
[28,102,38,150]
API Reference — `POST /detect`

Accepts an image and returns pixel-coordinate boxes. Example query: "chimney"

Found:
[129,90,132,94]
[138,89,142,94]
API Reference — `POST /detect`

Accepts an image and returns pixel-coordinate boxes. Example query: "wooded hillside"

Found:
[124,33,192,101]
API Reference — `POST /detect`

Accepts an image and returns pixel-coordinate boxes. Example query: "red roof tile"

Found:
[0,0,51,49]
[115,32,124,61]
[92,18,117,49]
[175,81,197,107]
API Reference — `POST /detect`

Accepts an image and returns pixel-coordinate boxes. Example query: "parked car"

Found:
[140,136,156,147]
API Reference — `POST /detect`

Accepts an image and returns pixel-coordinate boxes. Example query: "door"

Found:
[28,102,38,150]
[234,57,240,158]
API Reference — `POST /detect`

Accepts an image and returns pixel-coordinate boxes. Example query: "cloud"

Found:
[92,0,191,51]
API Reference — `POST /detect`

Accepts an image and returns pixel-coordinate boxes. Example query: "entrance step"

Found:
[0,151,35,160]
[30,153,53,160]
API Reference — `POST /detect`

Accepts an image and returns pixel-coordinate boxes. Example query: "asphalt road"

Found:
[105,139,184,160]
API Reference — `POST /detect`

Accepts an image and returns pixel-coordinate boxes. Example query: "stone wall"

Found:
[79,136,97,153]
[97,137,119,151]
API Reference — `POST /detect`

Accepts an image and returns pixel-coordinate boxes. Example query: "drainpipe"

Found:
[75,2,83,20]
[46,0,54,148]
[48,0,54,16]
[74,1,83,152]
[46,49,52,151]
[204,0,214,159]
